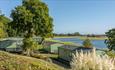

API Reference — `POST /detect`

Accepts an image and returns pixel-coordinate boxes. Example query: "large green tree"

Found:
[10,6,34,37]
[10,0,53,38]
[10,0,53,55]
[105,29,115,51]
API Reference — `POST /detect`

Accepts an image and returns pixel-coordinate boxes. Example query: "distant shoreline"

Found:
[54,36,107,40]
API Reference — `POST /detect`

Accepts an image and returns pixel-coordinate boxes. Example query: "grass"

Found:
[41,53,58,58]
[54,36,107,40]
[0,51,64,70]
[45,38,81,46]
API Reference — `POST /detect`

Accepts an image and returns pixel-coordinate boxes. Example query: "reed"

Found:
[71,48,115,70]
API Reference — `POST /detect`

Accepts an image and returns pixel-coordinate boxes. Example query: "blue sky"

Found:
[0,0,115,34]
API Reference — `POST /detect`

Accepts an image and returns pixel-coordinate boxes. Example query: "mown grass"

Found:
[54,36,107,40]
[45,38,81,46]
[0,51,64,70]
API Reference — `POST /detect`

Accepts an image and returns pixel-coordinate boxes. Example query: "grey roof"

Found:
[59,45,82,51]
[73,47,93,51]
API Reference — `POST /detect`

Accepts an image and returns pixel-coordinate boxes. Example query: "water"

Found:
[53,38,107,49]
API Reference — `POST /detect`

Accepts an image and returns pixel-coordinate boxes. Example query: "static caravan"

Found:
[0,37,42,52]
[50,43,63,53]
[43,41,63,53]
[0,38,23,52]
[58,45,78,62]
[58,45,93,62]
[5,42,22,52]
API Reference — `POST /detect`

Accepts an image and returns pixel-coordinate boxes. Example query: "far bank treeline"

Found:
[54,32,106,37]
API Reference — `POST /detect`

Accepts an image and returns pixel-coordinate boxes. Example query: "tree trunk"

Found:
[27,49,30,56]
[39,37,45,45]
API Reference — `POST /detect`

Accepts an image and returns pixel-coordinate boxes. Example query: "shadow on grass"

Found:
[50,57,71,69]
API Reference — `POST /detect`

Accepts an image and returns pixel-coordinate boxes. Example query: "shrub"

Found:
[105,51,115,58]
[22,37,39,56]
[83,39,93,48]
[71,48,115,70]
[105,28,115,51]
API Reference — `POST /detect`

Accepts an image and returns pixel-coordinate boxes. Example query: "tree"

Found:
[10,0,53,38]
[0,22,7,38]
[83,39,93,48]
[23,0,53,43]
[22,37,38,56]
[0,12,11,38]
[105,29,115,51]
[73,32,80,36]
[11,6,34,37]
[10,0,53,55]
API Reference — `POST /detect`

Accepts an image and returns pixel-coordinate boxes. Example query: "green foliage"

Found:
[0,22,7,38]
[0,15,11,24]
[7,26,17,37]
[10,0,54,53]
[105,29,115,51]
[73,32,80,36]
[83,39,93,48]
[0,28,6,38]
[10,0,53,38]
[0,14,11,38]
[23,0,53,37]
[10,6,34,37]
[105,51,115,58]
[22,37,39,56]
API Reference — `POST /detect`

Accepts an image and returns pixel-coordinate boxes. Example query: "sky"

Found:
[0,0,115,34]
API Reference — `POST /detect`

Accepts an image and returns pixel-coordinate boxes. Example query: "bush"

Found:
[105,28,115,51]
[83,39,93,48]
[105,51,115,58]
[0,22,7,38]
[22,37,39,56]
[71,48,115,70]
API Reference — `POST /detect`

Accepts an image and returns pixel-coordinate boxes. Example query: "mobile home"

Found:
[58,45,92,62]
[43,41,63,53]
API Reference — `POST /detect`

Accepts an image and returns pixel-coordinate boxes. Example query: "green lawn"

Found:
[45,38,81,46]
[54,36,107,40]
